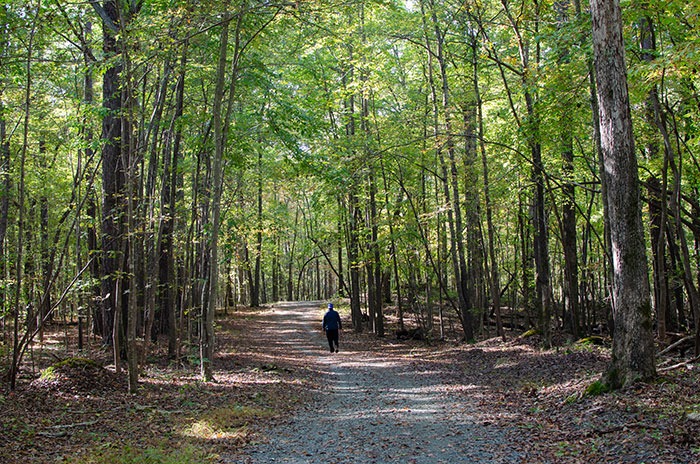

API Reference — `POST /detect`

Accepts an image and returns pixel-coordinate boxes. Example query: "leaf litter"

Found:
[2,302,700,463]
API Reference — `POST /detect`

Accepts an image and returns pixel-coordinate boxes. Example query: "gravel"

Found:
[231,302,522,464]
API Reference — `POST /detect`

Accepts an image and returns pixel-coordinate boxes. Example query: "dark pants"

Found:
[326,329,339,352]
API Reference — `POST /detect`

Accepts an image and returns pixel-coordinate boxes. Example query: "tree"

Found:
[589,0,655,388]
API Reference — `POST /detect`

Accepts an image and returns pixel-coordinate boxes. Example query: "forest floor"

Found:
[2,301,700,463]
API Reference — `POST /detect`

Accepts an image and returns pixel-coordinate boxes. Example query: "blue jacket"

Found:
[323,309,342,331]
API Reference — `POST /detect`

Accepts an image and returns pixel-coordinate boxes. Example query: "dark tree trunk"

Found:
[639,15,669,343]
[40,192,52,325]
[337,219,345,298]
[556,0,580,338]
[161,47,187,356]
[348,189,363,332]
[369,170,384,336]
[87,190,102,336]
[0,35,9,306]
[251,151,263,308]
[100,0,127,347]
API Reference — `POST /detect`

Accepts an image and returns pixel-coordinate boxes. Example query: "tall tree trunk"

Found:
[201,14,232,381]
[125,100,139,393]
[120,18,140,393]
[38,140,52,329]
[143,58,172,349]
[639,15,669,343]
[472,31,504,339]
[462,96,483,338]
[9,1,39,390]
[251,150,263,307]
[348,189,363,332]
[368,169,384,336]
[78,20,96,346]
[556,0,580,338]
[589,0,656,388]
[341,31,363,331]
[0,103,9,341]
[287,209,299,301]
[381,163,404,332]
[0,6,9,322]
[161,47,187,356]
[337,218,345,298]
[0,106,8,318]
[503,0,552,347]
[97,0,128,353]
[638,16,700,351]
[426,0,474,341]
[574,0,614,334]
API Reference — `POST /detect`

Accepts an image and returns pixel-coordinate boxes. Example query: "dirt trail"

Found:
[230,301,521,463]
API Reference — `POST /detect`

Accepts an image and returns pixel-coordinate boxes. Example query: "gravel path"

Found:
[233,302,522,463]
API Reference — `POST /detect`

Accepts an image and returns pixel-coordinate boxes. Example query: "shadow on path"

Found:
[229,301,521,464]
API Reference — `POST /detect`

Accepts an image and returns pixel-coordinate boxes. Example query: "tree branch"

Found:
[89,1,119,33]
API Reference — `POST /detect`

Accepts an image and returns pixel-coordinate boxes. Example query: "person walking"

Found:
[322,303,342,353]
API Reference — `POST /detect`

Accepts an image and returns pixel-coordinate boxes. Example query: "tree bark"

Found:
[556,0,580,338]
[201,13,232,381]
[9,0,40,390]
[98,0,127,350]
[251,150,263,307]
[162,44,187,357]
[472,30,504,340]
[589,0,656,388]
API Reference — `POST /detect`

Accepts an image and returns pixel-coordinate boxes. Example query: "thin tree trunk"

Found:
[369,170,384,336]
[472,31,504,340]
[381,163,404,332]
[143,57,172,349]
[556,0,580,338]
[122,24,140,393]
[348,189,363,332]
[341,31,363,331]
[9,0,41,390]
[574,0,613,334]
[503,0,552,347]
[638,15,669,343]
[251,150,263,307]
[201,13,231,381]
[0,7,9,322]
[426,0,474,341]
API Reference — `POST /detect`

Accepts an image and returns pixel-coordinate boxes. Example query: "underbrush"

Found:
[0,307,312,464]
[63,443,215,464]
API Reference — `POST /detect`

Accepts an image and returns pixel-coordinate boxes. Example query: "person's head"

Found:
[328,303,334,310]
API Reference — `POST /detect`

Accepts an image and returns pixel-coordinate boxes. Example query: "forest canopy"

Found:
[1,0,699,390]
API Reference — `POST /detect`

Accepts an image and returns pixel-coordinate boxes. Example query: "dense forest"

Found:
[1,0,699,393]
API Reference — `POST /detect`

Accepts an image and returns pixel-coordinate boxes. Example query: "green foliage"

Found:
[575,336,607,347]
[64,443,215,464]
[180,404,274,441]
[521,328,540,338]
[585,380,612,397]
[40,358,102,381]
[2,0,699,393]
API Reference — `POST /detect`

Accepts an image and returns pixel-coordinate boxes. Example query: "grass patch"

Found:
[181,404,275,440]
[521,328,540,338]
[63,443,215,464]
[40,357,102,381]
[585,380,611,397]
